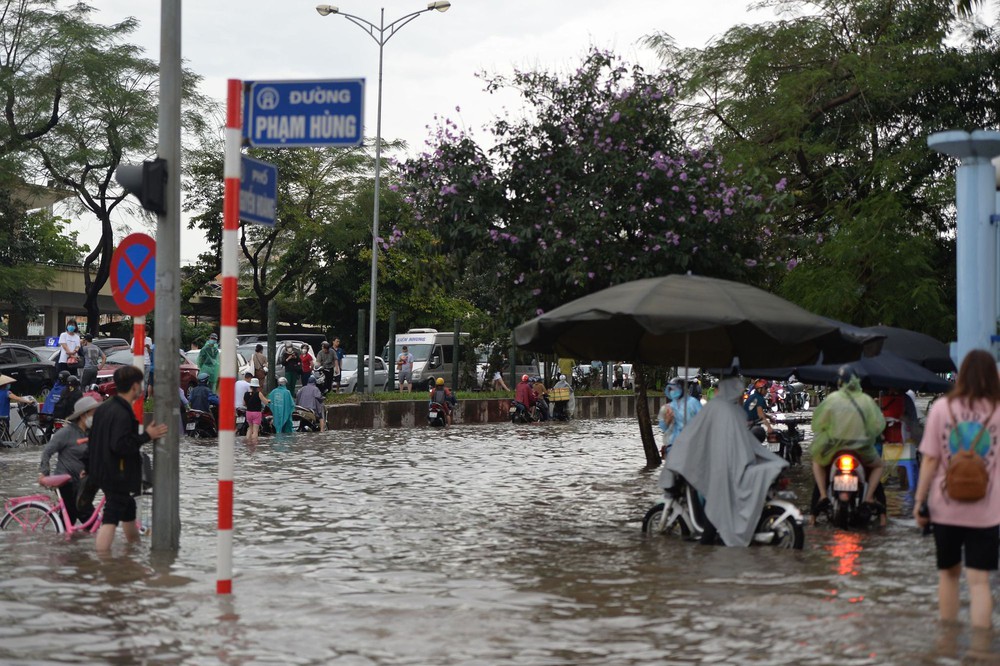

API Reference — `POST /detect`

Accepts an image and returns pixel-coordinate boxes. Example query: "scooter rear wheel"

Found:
[758,505,804,549]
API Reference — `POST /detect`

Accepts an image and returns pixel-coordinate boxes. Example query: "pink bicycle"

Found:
[0,474,150,535]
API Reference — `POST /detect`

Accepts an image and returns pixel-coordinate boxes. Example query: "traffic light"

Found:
[116,158,168,215]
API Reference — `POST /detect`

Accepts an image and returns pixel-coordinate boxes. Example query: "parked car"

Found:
[0,343,56,396]
[30,346,60,363]
[338,355,389,393]
[184,349,251,377]
[93,337,129,351]
[95,348,199,395]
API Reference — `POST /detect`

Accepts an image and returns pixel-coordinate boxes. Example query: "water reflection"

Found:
[0,418,997,664]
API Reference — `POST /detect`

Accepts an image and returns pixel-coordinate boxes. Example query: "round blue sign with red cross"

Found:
[110,233,156,317]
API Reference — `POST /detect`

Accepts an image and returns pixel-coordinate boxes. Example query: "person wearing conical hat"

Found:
[0,374,33,442]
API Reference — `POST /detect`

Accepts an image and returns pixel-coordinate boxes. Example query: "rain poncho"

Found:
[658,394,702,451]
[663,377,788,547]
[268,385,294,433]
[198,340,220,391]
[554,377,575,416]
[810,377,885,467]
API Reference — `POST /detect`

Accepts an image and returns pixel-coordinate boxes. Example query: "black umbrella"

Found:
[764,351,951,393]
[864,325,955,373]
[514,275,875,368]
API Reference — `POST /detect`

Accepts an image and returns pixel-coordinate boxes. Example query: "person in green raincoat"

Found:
[810,368,885,519]
[268,376,294,433]
[197,333,220,391]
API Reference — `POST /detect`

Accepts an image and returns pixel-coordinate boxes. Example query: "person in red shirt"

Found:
[299,346,314,388]
[515,374,536,411]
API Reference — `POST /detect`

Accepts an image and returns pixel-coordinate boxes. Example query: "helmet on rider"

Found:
[67,374,81,386]
[837,365,859,388]
[521,374,529,382]
[753,378,768,390]
[197,372,209,384]
[666,377,684,399]
[58,370,70,384]
[436,377,445,386]
[87,384,100,393]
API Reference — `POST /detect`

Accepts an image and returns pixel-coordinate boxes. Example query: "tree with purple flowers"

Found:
[398,49,788,465]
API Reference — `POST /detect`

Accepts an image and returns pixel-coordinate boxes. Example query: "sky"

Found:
[65,0,781,263]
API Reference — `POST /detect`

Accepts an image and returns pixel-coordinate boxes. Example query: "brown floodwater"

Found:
[0,417,997,664]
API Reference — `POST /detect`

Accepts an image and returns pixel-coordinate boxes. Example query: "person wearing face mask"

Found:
[57,319,82,377]
[38,396,100,526]
[657,377,703,458]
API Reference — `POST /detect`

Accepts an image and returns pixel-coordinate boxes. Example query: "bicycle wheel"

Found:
[0,502,64,533]
[26,424,46,446]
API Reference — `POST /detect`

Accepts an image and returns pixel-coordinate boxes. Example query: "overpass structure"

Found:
[3,263,221,337]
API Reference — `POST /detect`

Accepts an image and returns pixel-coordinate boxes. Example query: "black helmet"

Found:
[58,370,70,383]
[67,375,80,386]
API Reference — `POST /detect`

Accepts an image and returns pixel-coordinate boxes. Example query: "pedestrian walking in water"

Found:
[914,349,1000,629]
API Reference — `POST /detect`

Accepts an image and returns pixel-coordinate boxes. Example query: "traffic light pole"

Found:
[151,0,182,552]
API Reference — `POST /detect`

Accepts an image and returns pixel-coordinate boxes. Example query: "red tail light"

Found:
[836,455,857,473]
[777,476,790,490]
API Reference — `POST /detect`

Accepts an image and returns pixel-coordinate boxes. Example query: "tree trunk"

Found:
[82,219,113,337]
[634,363,661,469]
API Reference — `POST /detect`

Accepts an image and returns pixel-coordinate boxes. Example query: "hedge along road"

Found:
[0,417,982,664]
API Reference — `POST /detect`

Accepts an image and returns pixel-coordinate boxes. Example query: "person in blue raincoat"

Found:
[268,376,294,433]
[657,377,702,458]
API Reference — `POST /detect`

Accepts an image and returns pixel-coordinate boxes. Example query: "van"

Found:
[382,329,472,389]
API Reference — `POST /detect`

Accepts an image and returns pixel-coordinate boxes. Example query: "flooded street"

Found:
[1,417,997,664]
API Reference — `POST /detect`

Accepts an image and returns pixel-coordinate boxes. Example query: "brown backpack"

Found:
[944,400,997,502]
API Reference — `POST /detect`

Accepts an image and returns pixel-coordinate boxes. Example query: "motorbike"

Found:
[768,383,787,413]
[762,422,804,465]
[509,400,539,424]
[184,407,218,438]
[236,407,275,436]
[428,401,447,427]
[787,381,808,411]
[642,474,805,549]
[293,405,322,432]
[812,450,886,529]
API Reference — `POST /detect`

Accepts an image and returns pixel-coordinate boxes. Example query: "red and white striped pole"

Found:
[132,316,146,431]
[217,78,241,595]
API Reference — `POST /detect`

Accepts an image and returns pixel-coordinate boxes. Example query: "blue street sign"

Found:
[240,156,278,226]
[242,79,365,148]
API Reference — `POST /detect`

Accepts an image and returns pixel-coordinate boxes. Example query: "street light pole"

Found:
[316,2,451,393]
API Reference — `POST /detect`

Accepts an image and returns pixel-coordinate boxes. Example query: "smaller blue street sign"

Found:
[45,337,58,347]
[240,156,278,227]
[243,79,365,148]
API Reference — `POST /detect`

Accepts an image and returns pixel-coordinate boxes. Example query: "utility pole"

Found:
[151,0,182,551]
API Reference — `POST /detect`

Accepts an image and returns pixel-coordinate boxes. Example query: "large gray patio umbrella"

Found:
[514,275,873,369]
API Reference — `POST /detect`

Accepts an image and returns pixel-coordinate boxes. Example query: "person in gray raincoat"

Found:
[663,376,788,546]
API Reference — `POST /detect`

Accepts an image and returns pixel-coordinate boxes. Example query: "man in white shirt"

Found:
[234,371,252,411]
[397,345,415,393]
[130,334,153,382]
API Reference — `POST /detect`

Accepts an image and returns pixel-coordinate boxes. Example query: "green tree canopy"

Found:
[648,0,1000,339]
[398,49,788,328]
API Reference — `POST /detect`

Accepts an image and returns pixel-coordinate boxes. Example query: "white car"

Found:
[338,355,389,393]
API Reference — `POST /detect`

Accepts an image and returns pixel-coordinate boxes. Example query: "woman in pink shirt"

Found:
[914,349,1000,629]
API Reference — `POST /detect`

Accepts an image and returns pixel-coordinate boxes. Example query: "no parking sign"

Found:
[110,233,156,317]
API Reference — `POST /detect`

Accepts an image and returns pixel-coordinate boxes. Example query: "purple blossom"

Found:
[775,178,787,192]
[745,259,757,267]
[786,258,798,270]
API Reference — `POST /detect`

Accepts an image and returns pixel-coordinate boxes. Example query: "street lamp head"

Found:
[427,1,450,11]
[315,4,339,16]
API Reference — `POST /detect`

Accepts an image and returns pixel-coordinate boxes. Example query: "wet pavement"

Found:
[1,415,998,664]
